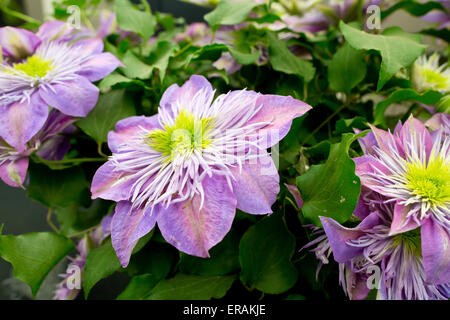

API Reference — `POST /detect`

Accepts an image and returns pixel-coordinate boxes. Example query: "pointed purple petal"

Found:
[353,195,371,220]
[0,27,40,59]
[248,94,312,148]
[0,94,49,152]
[355,130,378,155]
[421,218,450,285]
[229,154,279,214]
[91,160,138,201]
[344,268,370,300]
[39,76,99,117]
[321,212,381,263]
[368,124,405,157]
[399,116,433,157]
[389,202,421,236]
[319,217,365,263]
[72,38,104,55]
[157,175,237,257]
[0,157,28,187]
[77,52,123,82]
[36,21,74,42]
[35,135,71,161]
[159,75,214,112]
[285,183,304,210]
[111,201,159,267]
[107,115,161,153]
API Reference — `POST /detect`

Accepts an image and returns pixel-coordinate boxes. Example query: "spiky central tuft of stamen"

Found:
[391,228,422,257]
[12,55,53,78]
[145,110,214,160]
[420,69,448,91]
[405,157,450,207]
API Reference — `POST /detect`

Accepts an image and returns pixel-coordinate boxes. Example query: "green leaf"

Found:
[328,43,367,93]
[98,73,133,90]
[192,43,228,61]
[374,89,443,126]
[83,233,152,298]
[55,200,112,236]
[27,163,87,208]
[147,41,178,81]
[114,0,156,41]
[146,274,236,300]
[436,95,450,114]
[239,212,298,294]
[228,46,260,65]
[204,0,259,29]
[116,274,160,300]
[0,232,74,297]
[125,242,176,279]
[268,32,315,83]
[121,50,154,79]
[179,229,240,276]
[340,21,426,90]
[83,239,121,298]
[296,133,363,226]
[76,89,136,144]
[334,116,368,135]
[381,0,446,20]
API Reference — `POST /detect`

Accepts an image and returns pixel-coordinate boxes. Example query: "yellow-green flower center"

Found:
[420,68,448,91]
[12,55,53,78]
[405,156,450,207]
[145,110,214,160]
[392,228,421,257]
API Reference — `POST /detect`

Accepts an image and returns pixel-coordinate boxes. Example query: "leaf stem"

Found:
[301,99,350,146]
[1,6,41,24]
[67,225,99,239]
[34,156,107,165]
[46,207,60,234]
[97,142,109,159]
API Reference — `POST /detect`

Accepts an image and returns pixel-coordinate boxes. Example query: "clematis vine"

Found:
[353,116,450,287]
[321,188,450,300]
[0,21,122,152]
[91,75,311,267]
[0,109,76,188]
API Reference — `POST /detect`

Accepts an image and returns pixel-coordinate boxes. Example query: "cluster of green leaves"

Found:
[0,0,448,300]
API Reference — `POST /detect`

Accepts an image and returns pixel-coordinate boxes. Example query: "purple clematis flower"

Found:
[0,21,122,152]
[0,109,76,188]
[353,116,450,286]
[54,219,111,300]
[421,0,450,30]
[426,113,450,136]
[91,75,311,267]
[321,188,450,300]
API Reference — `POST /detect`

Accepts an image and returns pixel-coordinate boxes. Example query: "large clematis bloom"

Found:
[353,116,450,286]
[0,22,122,152]
[0,109,76,187]
[91,75,311,266]
[321,189,450,300]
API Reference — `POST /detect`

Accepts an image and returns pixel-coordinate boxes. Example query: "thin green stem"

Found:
[47,207,59,234]
[97,142,109,159]
[2,7,41,24]
[35,157,107,165]
[301,102,349,146]
[67,225,99,239]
